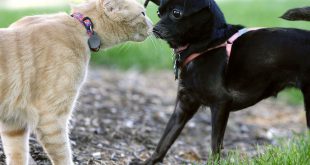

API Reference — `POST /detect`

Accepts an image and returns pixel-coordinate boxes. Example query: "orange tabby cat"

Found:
[0,0,152,164]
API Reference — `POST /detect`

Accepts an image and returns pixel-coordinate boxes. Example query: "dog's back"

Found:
[224,7,310,109]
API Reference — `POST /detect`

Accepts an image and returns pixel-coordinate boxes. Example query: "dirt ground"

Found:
[0,68,307,165]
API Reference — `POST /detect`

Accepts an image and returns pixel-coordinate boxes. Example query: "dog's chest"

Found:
[180,52,229,105]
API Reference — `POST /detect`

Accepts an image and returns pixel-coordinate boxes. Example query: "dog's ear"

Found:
[183,0,211,16]
[183,0,226,27]
[144,0,160,7]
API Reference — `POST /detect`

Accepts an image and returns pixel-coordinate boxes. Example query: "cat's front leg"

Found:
[36,110,73,165]
[0,123,30,165]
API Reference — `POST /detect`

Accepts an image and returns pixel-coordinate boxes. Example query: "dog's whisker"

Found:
[149,36,159,50]
[150,35,163,49]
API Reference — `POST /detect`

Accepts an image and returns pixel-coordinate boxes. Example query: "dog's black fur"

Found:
[132,1,310,164]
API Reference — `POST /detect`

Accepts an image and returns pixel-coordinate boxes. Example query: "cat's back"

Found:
[0,13,88,108]
[0,14,63,71]
[0,13,76,53]
[1,13,81,50]
[9,12,70,29]
[0,12,87,66]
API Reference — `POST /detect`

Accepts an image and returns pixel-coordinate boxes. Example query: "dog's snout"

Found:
[152,27,164,39]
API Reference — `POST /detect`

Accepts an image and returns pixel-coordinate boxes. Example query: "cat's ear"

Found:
[100,0,140,22]
[100,0,124,21]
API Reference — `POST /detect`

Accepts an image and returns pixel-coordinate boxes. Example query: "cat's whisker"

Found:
[119,43,131,54]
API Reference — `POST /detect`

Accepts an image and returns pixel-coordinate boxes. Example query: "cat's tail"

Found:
[280,7,310,21]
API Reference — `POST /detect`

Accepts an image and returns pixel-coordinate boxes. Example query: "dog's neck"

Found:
[177,0,243,62]
[173,24,243,79]
[177,24,243,61]
[209,25,240,48]
[172,0,244,79]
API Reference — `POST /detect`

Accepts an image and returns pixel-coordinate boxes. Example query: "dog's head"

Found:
[148,0,226,49]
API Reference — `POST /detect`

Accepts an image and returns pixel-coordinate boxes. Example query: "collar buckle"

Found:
[72,13,101,52]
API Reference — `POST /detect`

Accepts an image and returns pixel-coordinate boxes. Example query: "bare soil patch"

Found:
[0,69,307,165]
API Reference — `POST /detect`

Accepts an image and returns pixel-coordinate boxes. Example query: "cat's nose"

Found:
[144,17,153,35]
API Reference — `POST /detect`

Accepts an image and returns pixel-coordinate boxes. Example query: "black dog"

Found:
[132,0,310,164]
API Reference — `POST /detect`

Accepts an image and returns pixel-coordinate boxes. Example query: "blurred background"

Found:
[0,0,309,164]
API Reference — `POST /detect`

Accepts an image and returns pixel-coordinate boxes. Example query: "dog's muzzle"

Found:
[152,28,164,39]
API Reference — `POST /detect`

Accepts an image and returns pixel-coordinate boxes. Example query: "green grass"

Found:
[203,133,310,165]
[0,7,70,28]
[278,88,304,105]
[220,0,310,29]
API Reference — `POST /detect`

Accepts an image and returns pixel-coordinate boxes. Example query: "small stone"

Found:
[92,152,101,159]
[240,124,249,133]
[178,149,201,162]
[110,152,118,161]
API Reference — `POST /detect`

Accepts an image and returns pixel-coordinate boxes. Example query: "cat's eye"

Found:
[142,12,146,16]
[157,10,161,18]
[171,9,183,19]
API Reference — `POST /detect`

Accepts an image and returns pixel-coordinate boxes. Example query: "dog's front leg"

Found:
[210,104,230,156]
[147,92,201,164]
[131,89,201,165]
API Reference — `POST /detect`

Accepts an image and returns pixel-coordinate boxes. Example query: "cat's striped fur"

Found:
[0,0,152,164]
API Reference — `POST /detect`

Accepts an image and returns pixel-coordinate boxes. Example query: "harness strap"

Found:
[182,28,261,68]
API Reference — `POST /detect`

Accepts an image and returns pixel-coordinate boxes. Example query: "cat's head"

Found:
[73,0,152,49]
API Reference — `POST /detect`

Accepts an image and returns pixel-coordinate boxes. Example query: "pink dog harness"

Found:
[181,28,261,67]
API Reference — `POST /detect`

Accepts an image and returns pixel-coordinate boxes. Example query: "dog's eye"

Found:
[157,11,161,18]
[171,9,183,19]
